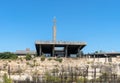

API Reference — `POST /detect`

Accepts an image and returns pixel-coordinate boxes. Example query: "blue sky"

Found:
[0,0,120,53]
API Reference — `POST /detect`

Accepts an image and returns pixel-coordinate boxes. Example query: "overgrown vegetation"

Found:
[54,58,63,63]
[44,72,61,83]
[0,52,18,59]
[25,54,32,60]
[41,55,46,61]
[3,73,12,83]
[48,57,52,61]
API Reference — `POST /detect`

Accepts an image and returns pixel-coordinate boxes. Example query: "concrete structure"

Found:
[89,52,120,58]
[53,17,56,42]
[35,18,86,57]
[35,41,86,57]
[15,48,36,56]
[88,52,120,62]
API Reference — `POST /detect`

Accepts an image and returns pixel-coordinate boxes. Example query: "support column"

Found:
[78,48,80,53]
[65,46,68,57]
[93,54,95,62]
[104,54,107,63]
[39,45,42,56]
[52,45,55,57]
[77,46,81,57]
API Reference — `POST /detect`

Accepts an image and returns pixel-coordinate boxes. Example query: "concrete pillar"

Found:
[39,45,42,56]
[78,49,80,58]
[78,48,80,53]
[52,45,55,57]
[104,54,108,63]
[65,46,68,57]
[98,55,99,62]
[94,55,95,62]
[53,17,56,42]
[77,46,81,57]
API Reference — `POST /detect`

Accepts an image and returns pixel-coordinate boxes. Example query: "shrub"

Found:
[48,58,52,61]
[25,54,32,60]
[44,72,61,83]
[54,58,63,63]
[3,73,12,83]
[66,78,72,83]
[41,55,45,61]
[77,77,88,83]
[26,62,30,65]
[8,60,11,63]
[87,61,91,64]
[52,68,59,73]
[19,57,23,62]
[33,59,36,66]
[0,52,18,60]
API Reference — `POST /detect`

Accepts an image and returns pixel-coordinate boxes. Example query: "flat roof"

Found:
[93,52,120,55]
[35,41,86,45]
[15,51,36,55]
[89,52,120,57]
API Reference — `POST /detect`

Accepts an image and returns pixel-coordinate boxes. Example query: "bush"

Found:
[54,58,63,63]
[76,77,89,83]
[52,68,59,73]
[25,54,32,60]
[44,72,61,83]
[41,55,45,61]
[26,62,30,65]
[48,58,52,61]
[66,78,72,83]
[3,73,12,83]
[0,52,18,60]
[19,57,23,62]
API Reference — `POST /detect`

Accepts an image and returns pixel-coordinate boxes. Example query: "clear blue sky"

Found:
[0,0,120,53]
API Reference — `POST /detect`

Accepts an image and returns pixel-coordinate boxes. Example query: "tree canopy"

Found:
[0,52,18,59]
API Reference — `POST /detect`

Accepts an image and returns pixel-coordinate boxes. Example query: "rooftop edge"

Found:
[35,41,87,45]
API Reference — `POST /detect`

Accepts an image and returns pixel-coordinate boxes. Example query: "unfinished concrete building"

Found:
[35,18,86,57]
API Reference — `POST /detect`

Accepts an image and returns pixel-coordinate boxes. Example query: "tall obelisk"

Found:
[53,17,56,42]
